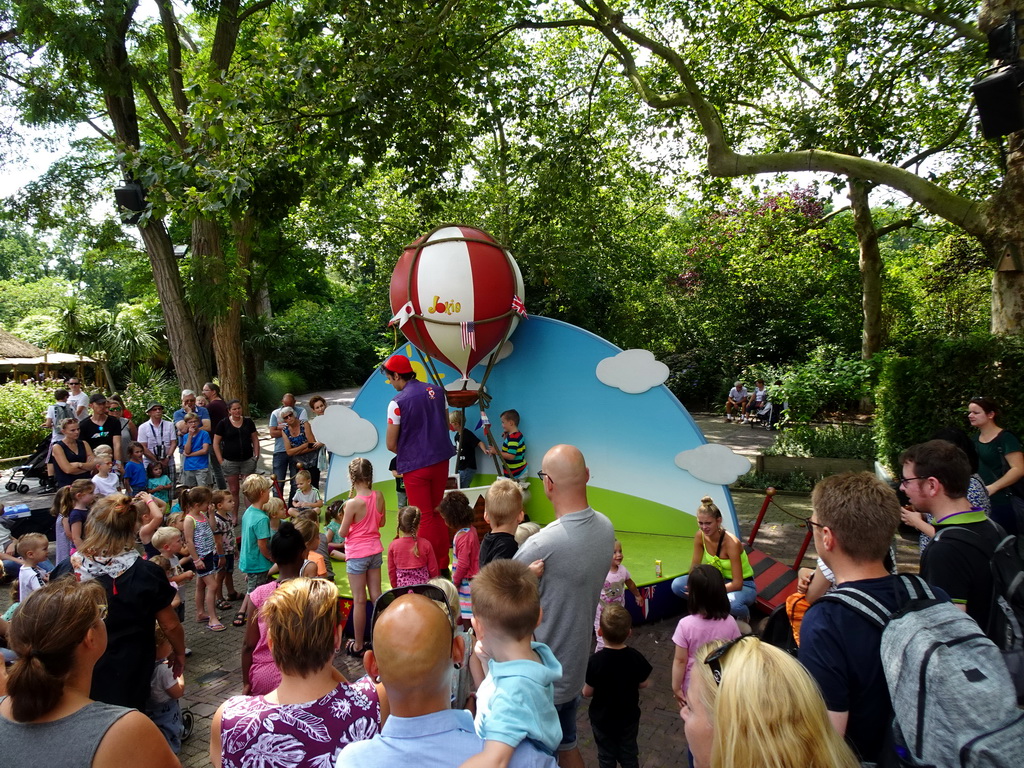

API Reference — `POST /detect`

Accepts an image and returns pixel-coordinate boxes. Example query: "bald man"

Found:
[338,593,555,768]
[514,445,615,768]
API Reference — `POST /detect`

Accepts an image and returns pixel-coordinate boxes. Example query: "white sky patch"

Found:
[674,444,751,485]
[316,405,378,457]
[596,349,669,394]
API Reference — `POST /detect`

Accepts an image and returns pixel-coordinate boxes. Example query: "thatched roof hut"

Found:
[0,329,44,359]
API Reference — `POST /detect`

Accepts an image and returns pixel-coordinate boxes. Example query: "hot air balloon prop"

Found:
[389,224,525,408]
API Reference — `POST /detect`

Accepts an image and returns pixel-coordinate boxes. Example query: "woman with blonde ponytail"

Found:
[671,496,757,624]
[73,494,184,711]
[0,578,178,768]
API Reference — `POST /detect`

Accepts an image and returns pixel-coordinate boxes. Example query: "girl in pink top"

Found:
[240,521,306,695]
[339,458,386,657]
[439,490,479,628]
[671,564,740,704]
[387,505,439,587]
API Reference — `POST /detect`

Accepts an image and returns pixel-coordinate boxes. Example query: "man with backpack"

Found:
[802,471,1024,767]
[902,439,1002,630]
[798,472,912,763]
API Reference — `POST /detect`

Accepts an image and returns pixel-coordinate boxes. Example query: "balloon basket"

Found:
[446,389,480,408]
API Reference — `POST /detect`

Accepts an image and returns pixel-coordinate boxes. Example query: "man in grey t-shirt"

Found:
[514,444,615,768]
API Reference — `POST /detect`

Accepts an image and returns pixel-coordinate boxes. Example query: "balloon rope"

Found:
[412,347,445,390]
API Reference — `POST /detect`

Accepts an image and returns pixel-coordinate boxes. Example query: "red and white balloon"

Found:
[390,225,525,379]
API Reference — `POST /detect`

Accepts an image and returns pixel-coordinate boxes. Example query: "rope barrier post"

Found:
[792,528,814,571]
[747,487,776,546]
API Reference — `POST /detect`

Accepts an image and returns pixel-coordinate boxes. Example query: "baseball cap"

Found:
[383,354,414,375]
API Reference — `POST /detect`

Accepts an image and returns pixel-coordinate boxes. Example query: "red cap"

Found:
[383,354,414,374]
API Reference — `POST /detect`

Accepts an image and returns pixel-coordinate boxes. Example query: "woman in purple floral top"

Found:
[210,579,387,768]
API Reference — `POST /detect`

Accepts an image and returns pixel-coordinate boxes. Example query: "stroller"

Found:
[3,436,52,494]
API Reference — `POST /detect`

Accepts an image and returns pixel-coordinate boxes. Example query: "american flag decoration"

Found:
[460,321,476,350]
[477,410,490,431]
[511,295,528,318]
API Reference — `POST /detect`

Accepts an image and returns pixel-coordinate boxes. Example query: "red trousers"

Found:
[403,460,451,571]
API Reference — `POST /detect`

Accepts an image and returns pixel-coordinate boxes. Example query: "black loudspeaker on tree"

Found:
[972,67,1024,139]
[114,183,146,224]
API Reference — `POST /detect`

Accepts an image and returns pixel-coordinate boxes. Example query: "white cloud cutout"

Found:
[446,377,481,392]
[314,406,378,457]
[674,443,751,485]
[493,341,514,363]
[596,349,669,394]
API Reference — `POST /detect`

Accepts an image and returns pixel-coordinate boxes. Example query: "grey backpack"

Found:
[822,574,1024,768]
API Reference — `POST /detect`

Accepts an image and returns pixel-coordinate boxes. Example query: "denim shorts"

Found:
[346,552,383,575]
[555,695,581,750]
[195,552,220,578]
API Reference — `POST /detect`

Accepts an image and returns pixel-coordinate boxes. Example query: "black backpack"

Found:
[934,525,1024,702]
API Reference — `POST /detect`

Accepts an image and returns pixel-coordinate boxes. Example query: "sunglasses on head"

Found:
[370,584,454,642]
[703,635,751,686]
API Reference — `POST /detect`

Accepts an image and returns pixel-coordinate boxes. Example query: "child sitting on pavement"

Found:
[479,479,524,567]
[464,559,562,768]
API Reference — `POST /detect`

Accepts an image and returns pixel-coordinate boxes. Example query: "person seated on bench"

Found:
[670,496,756,628]
[745,380,768,420]
[724,382,749,423]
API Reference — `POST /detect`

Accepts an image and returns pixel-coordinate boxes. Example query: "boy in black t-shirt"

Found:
[479,478,523,567]
[584,604,652,768]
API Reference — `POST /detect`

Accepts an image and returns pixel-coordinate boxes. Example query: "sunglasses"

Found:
[803,517,825,534]
[370,584,453,642]
[704,635,750,685]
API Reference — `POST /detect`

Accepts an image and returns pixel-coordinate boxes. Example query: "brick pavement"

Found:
[173,582,689,768]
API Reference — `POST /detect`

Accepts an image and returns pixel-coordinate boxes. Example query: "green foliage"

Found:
[254,368,308,413]
[264,287,379,390]
[744,345,876,421]
[764,424,876,461]
[874,333,1024,471]
[119,365,181,421]
[0,382,54,457]
[0,277,73,329]
[733,470,816,493]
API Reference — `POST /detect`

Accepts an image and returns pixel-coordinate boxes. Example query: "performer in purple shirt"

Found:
[382,354,456,571]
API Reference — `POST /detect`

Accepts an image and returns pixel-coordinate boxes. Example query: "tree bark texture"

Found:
[139,220,209,390]
[847,180,883,359]
[192,216,246,406]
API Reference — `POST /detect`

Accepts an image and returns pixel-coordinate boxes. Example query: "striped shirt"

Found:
[502,431,528,478]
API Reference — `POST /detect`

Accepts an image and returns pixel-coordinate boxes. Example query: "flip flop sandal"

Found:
[345,639,366,658]
[232,611,247,627]
[227,593,243,601]
[208,622,227,632]
[216,600,233,610]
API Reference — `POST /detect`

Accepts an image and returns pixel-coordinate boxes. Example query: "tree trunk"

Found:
[192,216,246,406]
[138,220,209,390]
[847,180,883,360]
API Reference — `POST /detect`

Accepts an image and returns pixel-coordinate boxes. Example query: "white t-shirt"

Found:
[137,419,176,467]
[92,473,120,496]
[752,386,768,404]
[19,565,45,600]
[149,661,177,704]
[67,391,89,418]
[728,387,748,402]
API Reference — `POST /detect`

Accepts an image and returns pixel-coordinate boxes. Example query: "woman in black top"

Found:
[51,418,96,489]
[213,400,260,515]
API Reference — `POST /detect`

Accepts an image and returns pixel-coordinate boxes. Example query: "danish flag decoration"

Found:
[389,225,525,379]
